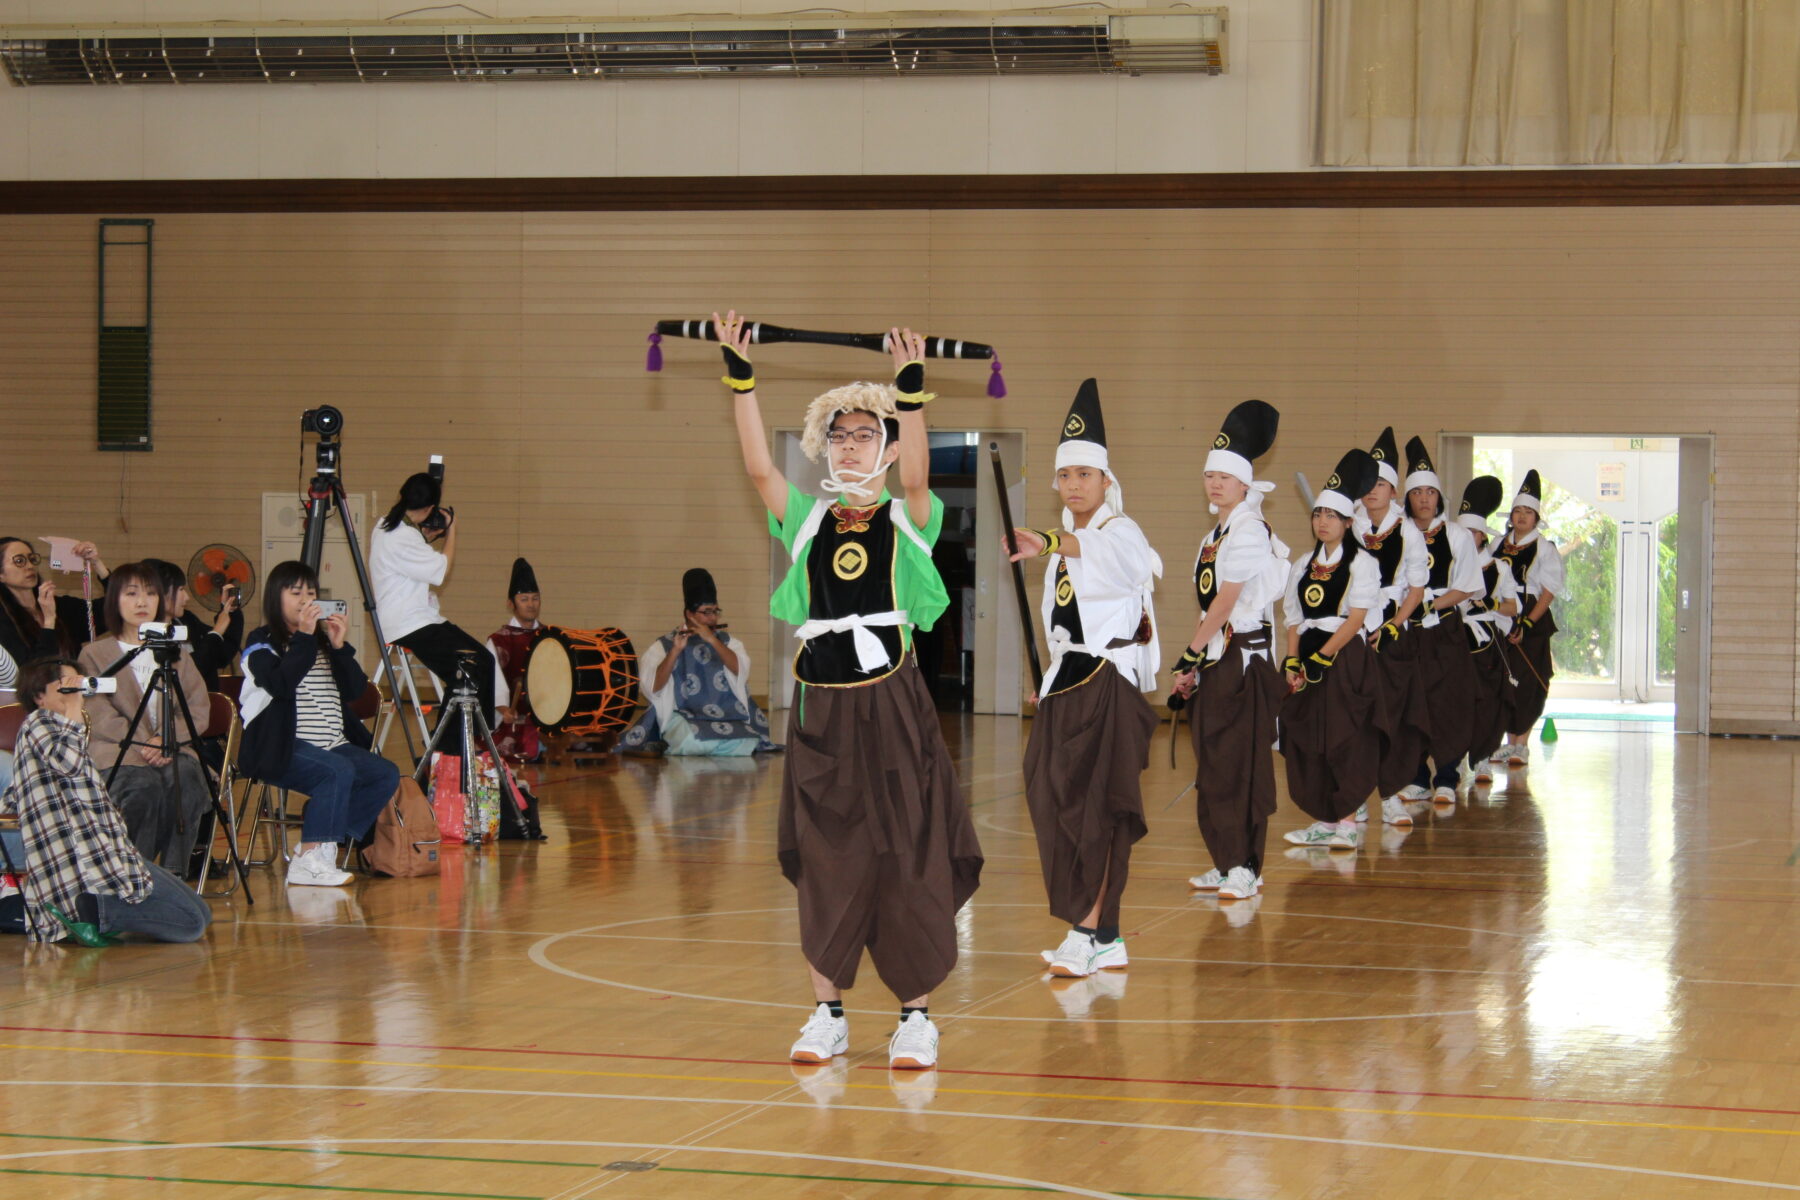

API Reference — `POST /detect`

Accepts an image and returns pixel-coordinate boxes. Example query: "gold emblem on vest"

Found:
[1056,575,1075,606]
[1303,582,1326,609]
[833,542,869,581]
[1064,414,1086,438]
[1197,565,1215,596]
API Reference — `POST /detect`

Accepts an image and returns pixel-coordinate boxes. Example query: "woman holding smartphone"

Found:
[239,561,400,888]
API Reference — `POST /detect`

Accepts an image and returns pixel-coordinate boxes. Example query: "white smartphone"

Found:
[316,599,350,619]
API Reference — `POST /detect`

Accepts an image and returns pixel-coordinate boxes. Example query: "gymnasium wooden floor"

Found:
[4,716,1799,1199]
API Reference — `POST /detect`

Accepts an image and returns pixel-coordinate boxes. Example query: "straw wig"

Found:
[799,380,925,462]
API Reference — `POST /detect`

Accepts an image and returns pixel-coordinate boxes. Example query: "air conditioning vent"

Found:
[0,9,1226,84]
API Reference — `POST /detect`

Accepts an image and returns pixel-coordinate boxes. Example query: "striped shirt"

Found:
[295,648,347,750]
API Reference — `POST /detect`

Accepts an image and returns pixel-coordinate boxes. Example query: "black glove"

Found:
[894,360,929,411]
[721,343,755,392]
[1519,615,1536,631]
[1303,650,1335,685]
[1173,646,1205,675]
[1373,621,1402,652]
[1281,655,1303,677]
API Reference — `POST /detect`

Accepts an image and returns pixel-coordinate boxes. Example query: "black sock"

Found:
[824,1001,844,1019]
[1095,923,1120,944]
[1074,923,1098,939]
[900,1006,928,1023]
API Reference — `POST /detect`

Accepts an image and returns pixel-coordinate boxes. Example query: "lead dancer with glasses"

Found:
[717,309,982,1073]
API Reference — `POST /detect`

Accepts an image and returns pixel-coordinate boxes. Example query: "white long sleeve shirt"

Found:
[1039,503,1163,696]
[369,521,447,642]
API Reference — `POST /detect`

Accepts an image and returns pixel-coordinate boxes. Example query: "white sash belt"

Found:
[794,609,909,673]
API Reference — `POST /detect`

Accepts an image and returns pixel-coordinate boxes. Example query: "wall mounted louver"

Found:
[0,10,1226,85]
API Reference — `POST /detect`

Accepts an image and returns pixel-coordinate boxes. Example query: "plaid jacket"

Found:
[1,707,151,942]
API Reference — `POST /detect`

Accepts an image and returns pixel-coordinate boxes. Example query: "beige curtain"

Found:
[1320,0,1800,166]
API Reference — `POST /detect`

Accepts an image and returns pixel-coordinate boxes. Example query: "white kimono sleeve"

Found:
[1346,552,1382,617]
[1532,537,1567,598]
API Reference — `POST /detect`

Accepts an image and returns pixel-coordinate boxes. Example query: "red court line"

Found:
[7,1022,1797,1120]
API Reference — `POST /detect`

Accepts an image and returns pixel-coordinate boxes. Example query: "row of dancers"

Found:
[711,312,1559,1070]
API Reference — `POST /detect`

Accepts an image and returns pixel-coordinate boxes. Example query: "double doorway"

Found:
[1439,434,1712,732]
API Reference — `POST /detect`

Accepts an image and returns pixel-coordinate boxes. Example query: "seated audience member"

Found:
[0,657,212,944]
[0,536,109,664]
[76,563,213,872]
[0,642,15,792]
[485,557,545,762]
[145,558,244,691]
[617,569,778,758]
[240,561,400,888]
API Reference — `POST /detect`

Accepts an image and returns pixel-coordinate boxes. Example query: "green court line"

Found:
[0,1167,536,1198]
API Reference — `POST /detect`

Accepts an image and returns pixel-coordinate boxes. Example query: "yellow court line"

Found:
[2,1042,1795,1142]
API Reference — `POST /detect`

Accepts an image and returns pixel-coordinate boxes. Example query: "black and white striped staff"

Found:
[647,317,1006,397]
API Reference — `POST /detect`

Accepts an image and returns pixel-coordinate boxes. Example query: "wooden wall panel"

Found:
[2,206,1795,727]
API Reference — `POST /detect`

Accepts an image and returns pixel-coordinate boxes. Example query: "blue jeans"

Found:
[269,741,399,844]
[93,861,212,942]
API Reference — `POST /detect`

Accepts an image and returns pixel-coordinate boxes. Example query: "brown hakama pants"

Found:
[1188,634,1284,875]
[1465,625,1513,764]
[1412,613,1480,769]
[1372,624,1433,797]
[778,657,984,1001]
[1504,610,1558,736]
[1023,662,1157,929]
[1279,637,1385,824]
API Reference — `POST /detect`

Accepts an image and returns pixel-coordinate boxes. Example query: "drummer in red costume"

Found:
[485,557,545,763]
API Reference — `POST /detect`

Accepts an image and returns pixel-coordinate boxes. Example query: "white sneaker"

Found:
[1506,743,1530,767]
[1399,785,1430,801]
[1432,786,1457,805]
[789,1003,849,1063]
[889,1011,939,1070]
[1353,802,1369,822]
[1284,821,1340,847]
[286,844,352,887]
[1473,763,1493,783]
[1044,929,1098,978]
[1381,795,1415,826]
[1329,821,1360,848]
[1218,865,1260,900]
[1091,938,1128,971]
[1188,867,1224,891]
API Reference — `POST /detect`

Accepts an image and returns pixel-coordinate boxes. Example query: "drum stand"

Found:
[412,654,532,840]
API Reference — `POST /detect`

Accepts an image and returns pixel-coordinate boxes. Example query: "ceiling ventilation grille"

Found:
[0,10,1226,84]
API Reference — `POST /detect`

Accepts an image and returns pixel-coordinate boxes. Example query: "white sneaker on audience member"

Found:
[889,1011,939,1070]
[789,1003,850,1063]
[286,844,352,887]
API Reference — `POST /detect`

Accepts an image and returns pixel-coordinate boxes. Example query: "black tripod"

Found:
[412,651,532,840]
[102,638,254,903]
[298,432,420,768]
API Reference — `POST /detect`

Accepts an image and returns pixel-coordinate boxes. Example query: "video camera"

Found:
[57,676,118,697]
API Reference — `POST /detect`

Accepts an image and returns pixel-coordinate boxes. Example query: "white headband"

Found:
[1054,439,1123,514]
[1374,460,1398,488]
[1404,469,1443,496]
[1511,492,1541,514]
[1316,489,1356,518]
[1204,447,1255,487]
[1457,512,1498,539]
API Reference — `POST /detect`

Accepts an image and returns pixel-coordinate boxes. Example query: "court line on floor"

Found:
[5,1088,1797,1194]
[6,1044,1797,1141]
[0,1138,1128,1200]
[0,1133,1233,1200]
[18,1022,1799,1116]
[0,1167,531,1198]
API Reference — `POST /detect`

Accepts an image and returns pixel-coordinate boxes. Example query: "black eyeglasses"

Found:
[692,606,723,618]
[826,429,880,446]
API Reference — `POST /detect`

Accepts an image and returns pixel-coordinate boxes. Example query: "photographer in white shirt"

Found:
[369,472,497,751]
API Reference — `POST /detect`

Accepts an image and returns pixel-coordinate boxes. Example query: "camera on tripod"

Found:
[301,405,344,475]
[138,620,191,663]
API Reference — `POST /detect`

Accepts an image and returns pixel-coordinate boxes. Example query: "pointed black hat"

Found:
[1511,468,1545,516]
[1459,475,1504,520]
[1368,426,1399,486]
[1403,435,1437,479]
[1059,378,1106,448]
[508,557,539,599]
[1317,448,1379,515]
[1209,401,1281,482]
[682,567,718,611]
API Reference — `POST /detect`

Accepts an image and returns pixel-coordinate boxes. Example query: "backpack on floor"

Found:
[362,777,442,878]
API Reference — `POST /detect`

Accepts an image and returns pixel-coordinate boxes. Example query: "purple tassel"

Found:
[645,331,663,373]
[987,356,1007,399]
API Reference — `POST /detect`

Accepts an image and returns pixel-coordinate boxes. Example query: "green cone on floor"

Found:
[1540,717,1559,743]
